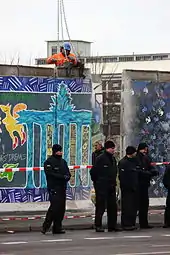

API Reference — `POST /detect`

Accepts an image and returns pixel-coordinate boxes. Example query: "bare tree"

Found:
[17,53,20,66]
[10,55,15,65]
[28,54,33,66]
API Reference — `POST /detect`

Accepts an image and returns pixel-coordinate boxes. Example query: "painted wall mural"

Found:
[0,76,93,203]
[125,80,170,198]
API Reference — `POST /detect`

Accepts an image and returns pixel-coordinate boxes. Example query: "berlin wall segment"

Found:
[121,70,170,199]
[0,75,101,203]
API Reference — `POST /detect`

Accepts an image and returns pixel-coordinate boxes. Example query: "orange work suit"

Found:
[47,52,77,66]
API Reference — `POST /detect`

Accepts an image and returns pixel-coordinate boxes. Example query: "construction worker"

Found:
[47,42,77,67]
[47,42,85,78]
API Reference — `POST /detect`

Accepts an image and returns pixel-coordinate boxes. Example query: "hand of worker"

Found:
[67,56,75,61]
[51,58,57,63]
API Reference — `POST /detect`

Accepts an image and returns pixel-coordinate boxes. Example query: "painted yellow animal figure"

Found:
[0,103,27,150]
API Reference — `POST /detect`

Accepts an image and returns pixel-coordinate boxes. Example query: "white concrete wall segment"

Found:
[86,59,170,74]
[0,198,163,213]
[121,70,136,153]
[0,200,94,213]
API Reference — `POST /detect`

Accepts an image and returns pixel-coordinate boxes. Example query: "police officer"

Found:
[118,146,139,230]
[137,143,158,229]
[90,140,118,232]
[42,144,71,234]
[163,164,170,228]
[92,141,104,165]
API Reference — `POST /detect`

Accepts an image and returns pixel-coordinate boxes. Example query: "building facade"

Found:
[45,40,92,57]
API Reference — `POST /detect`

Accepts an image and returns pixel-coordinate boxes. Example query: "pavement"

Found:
[0,211,165,233]
[1,228,170,255]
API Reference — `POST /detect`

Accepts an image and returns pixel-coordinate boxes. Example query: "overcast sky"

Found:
[0,0,170,64]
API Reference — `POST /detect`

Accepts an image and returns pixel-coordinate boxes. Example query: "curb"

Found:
[0,222,164,234]
[0,210,164,222]
[0,224,94,234]
[0,214,93,222]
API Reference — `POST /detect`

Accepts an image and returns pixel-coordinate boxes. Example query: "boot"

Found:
[108,227,122,232]
[52,229,66,234]
[140,224,153,229]
[95,227,105,233]
[123,226,137,231]
[52,227,66,234]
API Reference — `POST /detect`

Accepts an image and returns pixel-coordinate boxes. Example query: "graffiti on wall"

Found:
[91,92,104,150]
[0,76,93,203]
[128,80,170,198]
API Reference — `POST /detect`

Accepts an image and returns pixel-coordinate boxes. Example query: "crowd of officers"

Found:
[41,141,170,235]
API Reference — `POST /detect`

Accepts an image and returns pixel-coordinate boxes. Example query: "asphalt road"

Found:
[1,228,170,255]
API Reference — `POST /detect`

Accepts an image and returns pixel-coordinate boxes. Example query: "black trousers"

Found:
[95,185,117,229]
[43,187,66,232]
[138,185,149,227]
[164,190,170,226]
[121,189,138,228]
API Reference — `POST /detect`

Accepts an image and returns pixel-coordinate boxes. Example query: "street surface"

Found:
[1,228,170,255]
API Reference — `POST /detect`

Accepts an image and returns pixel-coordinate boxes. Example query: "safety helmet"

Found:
[63,42,71,51]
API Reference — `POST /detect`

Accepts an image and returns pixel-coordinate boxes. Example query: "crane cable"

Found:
[60,0,77,58]
[57,0,60,51]
[59,0,67,58]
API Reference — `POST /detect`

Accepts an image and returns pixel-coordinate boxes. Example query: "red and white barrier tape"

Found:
[0,210,165,222]
[0,163,169,172]
[0,165,93,173]
[151,162,170,166]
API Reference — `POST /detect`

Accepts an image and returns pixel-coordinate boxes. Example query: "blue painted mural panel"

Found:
[0,76,93,203]
[0,76,92,93]
[126,80,170,198]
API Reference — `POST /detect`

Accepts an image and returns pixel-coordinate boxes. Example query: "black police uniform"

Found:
[118,156,139,229]
[90,151,117,231]
[163,165,170,227]
[136,152,158,228]
[42,154,71,234]
[92,148,104,165]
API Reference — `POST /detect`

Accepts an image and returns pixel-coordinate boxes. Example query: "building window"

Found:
[36,59,46,65]
[153,55,169,60]
[136,56,144,61]
[85,57,101,63]
[51,46,58,55]
[143,56,152,61]
[119,57,134,62]
[162,55,169,59]
[103,57,118,62]
[86,58,92,63]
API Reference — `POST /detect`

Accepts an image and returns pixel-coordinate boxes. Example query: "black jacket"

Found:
[163,165,170,190]
[136,152,158,187]
[118,156,139,191]
[44,155,71,190]
[92,148,104,165]
[90,151,117,187]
